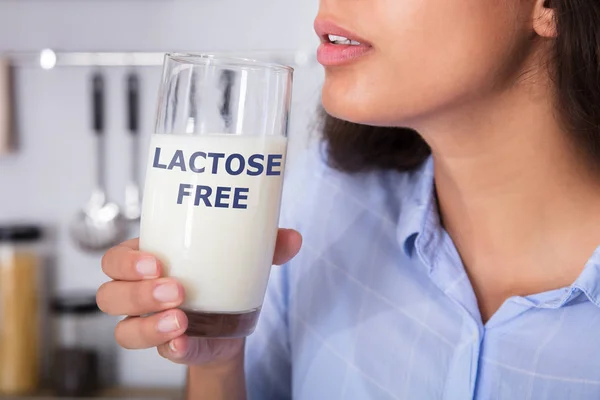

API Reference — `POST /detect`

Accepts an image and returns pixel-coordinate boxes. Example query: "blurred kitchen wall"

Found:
[0,0,322,388]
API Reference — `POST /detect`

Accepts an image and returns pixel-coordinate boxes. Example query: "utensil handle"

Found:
[91,72,106,192]
[219,70,234,128]
[92,73,104,135]
[0,59,13,155]
[127,73,139,135]
[125,71,141,220]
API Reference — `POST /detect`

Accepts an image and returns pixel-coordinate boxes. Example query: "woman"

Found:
[97,0,600,398]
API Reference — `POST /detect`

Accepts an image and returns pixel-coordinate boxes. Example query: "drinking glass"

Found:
[140,53,293,338]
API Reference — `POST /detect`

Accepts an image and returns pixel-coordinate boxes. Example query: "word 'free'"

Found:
[177,184,249,209]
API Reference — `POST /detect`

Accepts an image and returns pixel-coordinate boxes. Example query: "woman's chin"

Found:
[322,95,378,126]
[321,72,404,126]
[322,98,406,128]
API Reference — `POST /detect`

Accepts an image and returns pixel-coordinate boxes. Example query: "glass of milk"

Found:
[140,54,293,338]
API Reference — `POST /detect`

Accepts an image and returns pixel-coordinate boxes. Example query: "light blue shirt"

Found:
[245,145,600,400]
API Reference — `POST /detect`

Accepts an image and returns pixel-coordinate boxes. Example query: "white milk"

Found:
[139,133,287,313]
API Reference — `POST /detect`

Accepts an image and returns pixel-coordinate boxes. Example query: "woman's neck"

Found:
[417,75,600,321]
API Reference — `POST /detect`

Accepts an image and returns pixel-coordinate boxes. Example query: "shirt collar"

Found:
[513,250,600,310]
[570,247,600,308]
[395,156,600,309]
[396,156,437,257]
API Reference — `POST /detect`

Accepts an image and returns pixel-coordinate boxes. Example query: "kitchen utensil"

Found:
[124,72,141,221]
[0,58,13,155]
[70,72,126,252]
[0,225,43,395]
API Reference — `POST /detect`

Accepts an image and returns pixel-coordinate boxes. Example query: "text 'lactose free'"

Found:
[152,147,283,209]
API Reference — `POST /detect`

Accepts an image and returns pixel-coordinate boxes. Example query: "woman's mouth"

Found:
[326,34,362,46]
[314,20,373,67]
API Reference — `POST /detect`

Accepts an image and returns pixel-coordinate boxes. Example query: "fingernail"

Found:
[153,283,180,303]
[169,340,178,353]
[157,314,180,333]
[136,258,158,277]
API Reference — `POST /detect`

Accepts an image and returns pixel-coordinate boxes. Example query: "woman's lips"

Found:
[317,42,373,66]
[314,19,373,66]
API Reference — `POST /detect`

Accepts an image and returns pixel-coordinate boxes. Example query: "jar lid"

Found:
[52,293,100,315]
[0,224,43,242]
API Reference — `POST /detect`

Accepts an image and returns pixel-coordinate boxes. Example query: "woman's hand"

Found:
[96,229,302,366]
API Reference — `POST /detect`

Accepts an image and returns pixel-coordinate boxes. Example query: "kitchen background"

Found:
[0,0,322,395]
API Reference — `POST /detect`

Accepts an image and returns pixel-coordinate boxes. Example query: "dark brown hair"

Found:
[321,1,600,173]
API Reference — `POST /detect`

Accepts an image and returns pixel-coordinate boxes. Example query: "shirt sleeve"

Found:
[245,260,293,400]
[244,142,323,399]
[244,155,308,399]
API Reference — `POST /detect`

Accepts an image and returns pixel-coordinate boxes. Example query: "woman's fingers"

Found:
[273,229,302,265]
[157,335,191,362]
[156,336,245,365]
[114,309,188,349]
[101,228,300,357]
[101,239,163,281]
[97,278,184,316]
[101,229,300,283]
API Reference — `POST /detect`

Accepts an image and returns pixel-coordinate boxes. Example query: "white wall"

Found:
[0,0,322,388]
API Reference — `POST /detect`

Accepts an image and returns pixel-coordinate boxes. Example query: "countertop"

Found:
[0,387,184,400]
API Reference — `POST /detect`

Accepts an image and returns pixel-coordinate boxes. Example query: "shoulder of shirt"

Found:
[279,138,431,234]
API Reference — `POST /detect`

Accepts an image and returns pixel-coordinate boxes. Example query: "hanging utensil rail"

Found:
[4,49,315,69]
